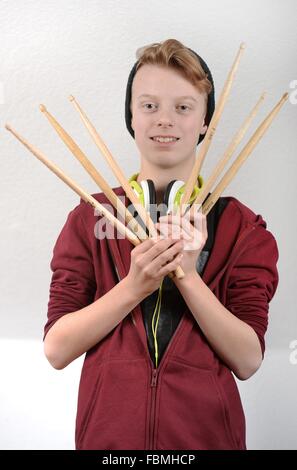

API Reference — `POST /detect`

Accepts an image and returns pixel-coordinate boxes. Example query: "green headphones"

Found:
[128,173,203,368]
[129,173,203,215]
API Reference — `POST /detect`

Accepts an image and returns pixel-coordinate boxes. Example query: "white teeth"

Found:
[152,137,178,143]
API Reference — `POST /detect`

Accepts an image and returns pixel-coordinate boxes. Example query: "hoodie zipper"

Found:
[149,369,158,450]
[147,312,185,450]
[107,237,161,445]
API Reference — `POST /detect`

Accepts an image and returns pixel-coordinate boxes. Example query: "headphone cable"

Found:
[151,278,164,368]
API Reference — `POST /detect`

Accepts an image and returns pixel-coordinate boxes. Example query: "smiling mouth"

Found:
[150,137,180,143]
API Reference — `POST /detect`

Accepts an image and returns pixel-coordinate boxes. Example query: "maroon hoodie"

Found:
[44,187,279,450]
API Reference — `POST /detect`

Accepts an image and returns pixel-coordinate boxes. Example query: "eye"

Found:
[178,105,191,112]
[143,103,157,110]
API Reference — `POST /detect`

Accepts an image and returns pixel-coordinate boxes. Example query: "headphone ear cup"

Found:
[163,180,185,214]
[147,180,156,208]
[139,179,156,215]
[163,180,176,214]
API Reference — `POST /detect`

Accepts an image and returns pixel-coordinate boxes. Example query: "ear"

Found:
[199,118,207,136]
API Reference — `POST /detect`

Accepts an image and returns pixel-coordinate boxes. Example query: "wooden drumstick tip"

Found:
[240,42,246,50]
[282,92,289,101]
[69,95,75,102]
[39,104,47,113]
[5,123,12,132]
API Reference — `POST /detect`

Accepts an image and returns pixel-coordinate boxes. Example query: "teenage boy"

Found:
[44,39,278,450]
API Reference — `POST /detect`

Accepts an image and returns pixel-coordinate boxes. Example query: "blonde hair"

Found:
[135,38,212,96]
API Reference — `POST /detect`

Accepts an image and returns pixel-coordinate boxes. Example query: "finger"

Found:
[158,212,207,251]
[149,239,184,272]
[138,236,177,266]
[188,202,203,220]
[156,222,192,240]
[186,211,206,234]
[160,213,195,230]
[158,251,184,278]
[159,214,194,239]
[131,237,155,255]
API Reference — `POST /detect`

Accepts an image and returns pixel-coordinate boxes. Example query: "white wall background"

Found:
[0,0,296,449]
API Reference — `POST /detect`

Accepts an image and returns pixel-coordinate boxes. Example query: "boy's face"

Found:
[130,64,208,170]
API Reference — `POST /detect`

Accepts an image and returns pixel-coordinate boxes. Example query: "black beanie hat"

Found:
[125,48,215,145]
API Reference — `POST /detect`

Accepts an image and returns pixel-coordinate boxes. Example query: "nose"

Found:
[156,107,175,127]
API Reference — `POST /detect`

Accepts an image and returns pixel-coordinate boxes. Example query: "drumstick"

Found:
[180,43,246,215]
[6,124,182,279]
[202,92,288,215]
[69,95,184,279]
[5,124,140,246]
[189,91,266,219]
[69,95,157,237]
[39,104,147,241]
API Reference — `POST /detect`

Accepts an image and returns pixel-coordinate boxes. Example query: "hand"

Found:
[126,236,184,299]
[155,208,208,278]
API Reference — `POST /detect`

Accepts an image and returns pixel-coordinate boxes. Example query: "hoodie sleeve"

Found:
[43,204,97,339]
[225,226,279,357]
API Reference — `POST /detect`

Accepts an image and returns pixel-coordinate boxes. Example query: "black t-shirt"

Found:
[140,197,229,368]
